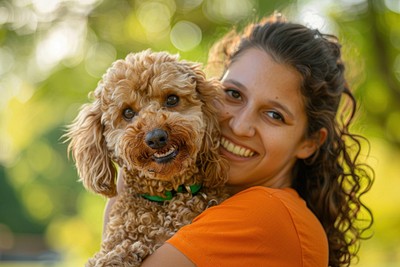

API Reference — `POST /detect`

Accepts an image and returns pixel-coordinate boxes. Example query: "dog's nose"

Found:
[145,128,168,149]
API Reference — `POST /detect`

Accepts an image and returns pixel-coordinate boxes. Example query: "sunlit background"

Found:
[0,0,399,266]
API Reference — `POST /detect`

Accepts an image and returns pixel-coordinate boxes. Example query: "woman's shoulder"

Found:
[230,185,299,200]
[220,186,329,266]
[219,186,325,233]
[168,186,328,266]
[221,186,305,215]
[233,185,299,199]
[193,186,307,230]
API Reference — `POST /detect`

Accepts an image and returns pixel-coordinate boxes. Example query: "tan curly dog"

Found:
[65,50,229,266]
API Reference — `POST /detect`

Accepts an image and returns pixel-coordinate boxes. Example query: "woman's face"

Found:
[219,48,319,192]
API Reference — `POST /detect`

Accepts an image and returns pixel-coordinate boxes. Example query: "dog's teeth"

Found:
[154,147,175,158]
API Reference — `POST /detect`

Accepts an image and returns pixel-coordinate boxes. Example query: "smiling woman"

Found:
[218,48,313,191]
[139,13,374,267]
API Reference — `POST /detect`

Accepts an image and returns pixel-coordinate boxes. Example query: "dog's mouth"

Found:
[152,145,179,164]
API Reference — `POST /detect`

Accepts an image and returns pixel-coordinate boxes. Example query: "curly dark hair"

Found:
[207,13,374,267]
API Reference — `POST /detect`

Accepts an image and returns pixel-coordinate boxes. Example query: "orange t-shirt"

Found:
[167,186,328,267]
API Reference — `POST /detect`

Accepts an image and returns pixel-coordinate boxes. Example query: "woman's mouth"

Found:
[220,137,255,157]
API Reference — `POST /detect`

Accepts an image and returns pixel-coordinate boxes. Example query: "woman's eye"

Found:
[165,94,179,107]
[122,108,137,120]
[266,111,284,122]
[225,89,241,100]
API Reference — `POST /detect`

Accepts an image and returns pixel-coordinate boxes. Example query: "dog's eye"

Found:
[165,94,179,107]
[122,108,136,120]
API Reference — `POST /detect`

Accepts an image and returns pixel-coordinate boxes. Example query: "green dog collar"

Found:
[142,184,202,202]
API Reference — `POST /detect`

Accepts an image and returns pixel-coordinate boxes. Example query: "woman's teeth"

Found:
[221,137,255,157]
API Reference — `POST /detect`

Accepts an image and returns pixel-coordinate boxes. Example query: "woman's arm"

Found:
[141,243,195,267]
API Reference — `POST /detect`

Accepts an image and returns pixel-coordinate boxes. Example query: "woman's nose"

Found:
[228,110,256,137]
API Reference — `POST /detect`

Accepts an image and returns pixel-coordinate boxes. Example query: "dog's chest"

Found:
[114,192,207,235]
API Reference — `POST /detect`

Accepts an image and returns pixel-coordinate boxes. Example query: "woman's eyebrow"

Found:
[267,99,294,120]
[222,79,248,92]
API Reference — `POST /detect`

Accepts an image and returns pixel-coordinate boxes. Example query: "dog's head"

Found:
[65,50,228,197]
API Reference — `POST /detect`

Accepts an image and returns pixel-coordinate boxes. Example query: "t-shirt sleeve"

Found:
[166,187,303,267]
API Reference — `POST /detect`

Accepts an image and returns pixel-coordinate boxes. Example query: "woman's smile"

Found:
[220,136,256,158]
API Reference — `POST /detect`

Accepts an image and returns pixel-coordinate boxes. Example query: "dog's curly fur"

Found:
[65,50,229,266]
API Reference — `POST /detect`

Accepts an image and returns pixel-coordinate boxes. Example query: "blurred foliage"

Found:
[0,0,399,266]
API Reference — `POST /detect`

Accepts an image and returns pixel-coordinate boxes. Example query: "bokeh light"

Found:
[175,0,203,12]
[170,21,202,51]
[384,0,400,13]
[85,42,117,78]
[203,0,256,23]
[35,20,87,72]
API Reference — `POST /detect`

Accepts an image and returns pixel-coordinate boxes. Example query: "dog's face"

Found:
[66,50,227,197]
[101,52,205,180]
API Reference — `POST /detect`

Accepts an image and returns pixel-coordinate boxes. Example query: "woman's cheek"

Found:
[217,107,232,122]
[212,99,228,120]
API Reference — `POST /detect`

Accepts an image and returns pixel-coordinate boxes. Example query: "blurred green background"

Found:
[0,0,399,266]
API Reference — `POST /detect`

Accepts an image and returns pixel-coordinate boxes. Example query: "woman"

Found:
[109,13,374,267]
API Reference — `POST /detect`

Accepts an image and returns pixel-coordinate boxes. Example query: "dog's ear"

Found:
[65,92,117,197]
[189,64,229,188]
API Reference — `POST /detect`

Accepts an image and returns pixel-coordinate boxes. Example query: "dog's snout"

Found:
[145,128,168,149]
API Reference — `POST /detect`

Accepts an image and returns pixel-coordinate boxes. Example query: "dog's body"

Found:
[66,50,229,266]
[99,179,226,266]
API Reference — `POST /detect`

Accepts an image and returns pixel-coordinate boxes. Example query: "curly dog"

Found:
[66,50,229,266]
